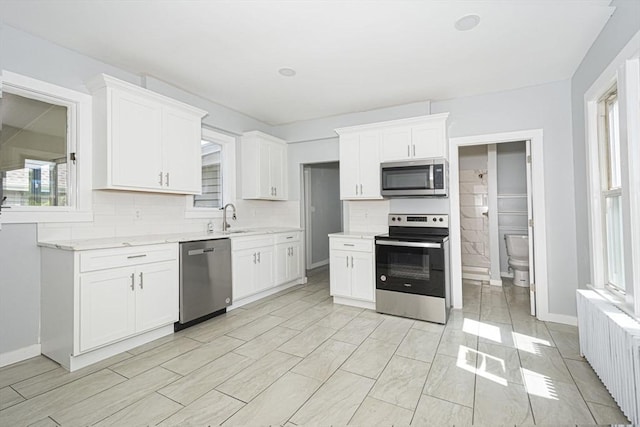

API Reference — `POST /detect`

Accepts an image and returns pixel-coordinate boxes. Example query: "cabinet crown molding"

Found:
[85,73,208,118]
[335,112,449,135]
[241,130,287,144]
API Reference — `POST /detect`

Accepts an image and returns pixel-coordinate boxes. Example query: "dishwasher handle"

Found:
[187,248,215,256]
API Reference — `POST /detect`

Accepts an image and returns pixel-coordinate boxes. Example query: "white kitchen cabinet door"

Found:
[110,89,163,190]
[135,261,178,333]
[233,249,257,299]
[339,134,360,199]
[330,250,352,297]
[79,267,136,352]
[381,127,412,161]
[275,243,289,285]
[255,246,274,293]
[288,242,302,281]
[411,122,446,159]
[269,142,286,199]
[350,251,375,302]
[162,106,202,193]
[357,132,382,198]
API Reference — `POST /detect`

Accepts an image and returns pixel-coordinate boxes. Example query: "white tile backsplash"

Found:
[37,191,301,242]
[347,200,390,234]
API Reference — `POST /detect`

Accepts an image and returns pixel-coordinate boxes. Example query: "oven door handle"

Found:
[376,240,442,249]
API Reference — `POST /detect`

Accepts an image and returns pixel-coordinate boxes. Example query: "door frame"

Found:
[449,129,551,321]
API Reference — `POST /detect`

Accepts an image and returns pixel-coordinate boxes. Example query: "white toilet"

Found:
[504,234,530,287]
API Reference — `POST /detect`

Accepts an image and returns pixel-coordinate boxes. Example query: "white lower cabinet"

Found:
[232,231,303,303]
[41,243,179,371]
[329,236,375,307]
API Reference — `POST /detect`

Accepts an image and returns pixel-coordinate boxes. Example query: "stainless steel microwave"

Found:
[380,158,448,197]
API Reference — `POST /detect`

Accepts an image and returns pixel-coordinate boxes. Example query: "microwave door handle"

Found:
[376,240,442,249]
[429,165,435,189]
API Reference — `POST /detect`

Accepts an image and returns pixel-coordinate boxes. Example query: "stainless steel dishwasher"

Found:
[177,238,232,330]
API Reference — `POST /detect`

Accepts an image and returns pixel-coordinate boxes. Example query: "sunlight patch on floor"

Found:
[456,345,508,386]
[513,331,551,355]
[522,368,559,400]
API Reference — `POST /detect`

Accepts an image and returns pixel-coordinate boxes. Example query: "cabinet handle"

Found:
[127,254,147,259]
[158,172,163,186]
[355,184,358,195]
[139,272,143,289]
[351,256,354,268]
[360,184,363,194]
[257,251,261,263]
[165,172,170,186]
[253,253,256,264]
[286,236,293,239]
[407,145,410,156]
[346,256,349,267]
[274,187,277,196]
[343,243,355,247]
[412,145,416,156]
[130,273,135,291]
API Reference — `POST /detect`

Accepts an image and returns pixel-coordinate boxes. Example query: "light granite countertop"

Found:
[328,231,382,239]
[38,227,303,251]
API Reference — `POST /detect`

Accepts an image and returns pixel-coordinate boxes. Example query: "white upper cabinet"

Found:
[336,113,448,200]
[241,131,288,200]
[379,113,449,161]
[336,131,382,200]
[87,74,207,194]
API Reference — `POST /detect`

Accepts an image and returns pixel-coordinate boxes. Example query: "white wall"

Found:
[459,145,488,170]
[571,0,640,289]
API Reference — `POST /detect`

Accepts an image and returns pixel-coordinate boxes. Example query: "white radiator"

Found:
[576,290,640,425]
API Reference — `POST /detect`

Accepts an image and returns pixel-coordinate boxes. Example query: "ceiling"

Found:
[0,1,614,125]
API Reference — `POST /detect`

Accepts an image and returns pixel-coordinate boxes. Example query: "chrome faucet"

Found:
[222,203,237,232]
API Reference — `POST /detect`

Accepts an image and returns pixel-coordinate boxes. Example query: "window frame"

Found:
[184,127,236,219]
[584,31,640,316]
[1,71,93,223]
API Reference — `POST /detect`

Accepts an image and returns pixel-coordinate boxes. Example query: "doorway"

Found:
[449,130,549,321]
[458,141,535,316]
[302,162,343,271]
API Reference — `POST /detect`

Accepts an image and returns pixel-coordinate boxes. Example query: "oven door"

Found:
[375,239,445,297]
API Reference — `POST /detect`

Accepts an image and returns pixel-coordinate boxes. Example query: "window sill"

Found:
[1,210,94,224]
[587,284,638,321]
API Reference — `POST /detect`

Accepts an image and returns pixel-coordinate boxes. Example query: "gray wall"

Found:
[571,0,640,289]
[459,145,488,170]
[432,80,578,316]
[0,224,40,355]
[308,163,341,265]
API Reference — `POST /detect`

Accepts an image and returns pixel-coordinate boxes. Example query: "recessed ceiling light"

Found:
[455,14,480,31]
[278,67,296,77]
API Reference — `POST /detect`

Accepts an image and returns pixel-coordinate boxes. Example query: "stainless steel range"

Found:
[375,214,450,324]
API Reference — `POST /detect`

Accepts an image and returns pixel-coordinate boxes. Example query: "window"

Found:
[585,32,640,316]
[1,92,70,207]
[185,128,235,218]
[599,87,625,292]
[1,71,92,223]
[194,140,223,208]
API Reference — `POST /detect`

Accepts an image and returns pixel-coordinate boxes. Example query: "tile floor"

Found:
[0,268,631,426]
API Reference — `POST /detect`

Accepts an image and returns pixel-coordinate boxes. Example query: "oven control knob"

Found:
[439,218,444,222]
[397,217,402,221]
[432,218,437,222]
[391,217,396,221]
[380,275,387,282]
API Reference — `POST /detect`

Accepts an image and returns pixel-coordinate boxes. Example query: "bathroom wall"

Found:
[459,146,490,279]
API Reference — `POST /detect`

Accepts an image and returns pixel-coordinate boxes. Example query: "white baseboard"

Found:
[309,259,329,270]
[0,344,41,367]
[229,278,305,310]
[462,272,490,281]
[539,312,578,326]
[489,278,503,287]
[333,296,376,310]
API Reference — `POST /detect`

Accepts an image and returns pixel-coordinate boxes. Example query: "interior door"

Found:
[525,140,536,316]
